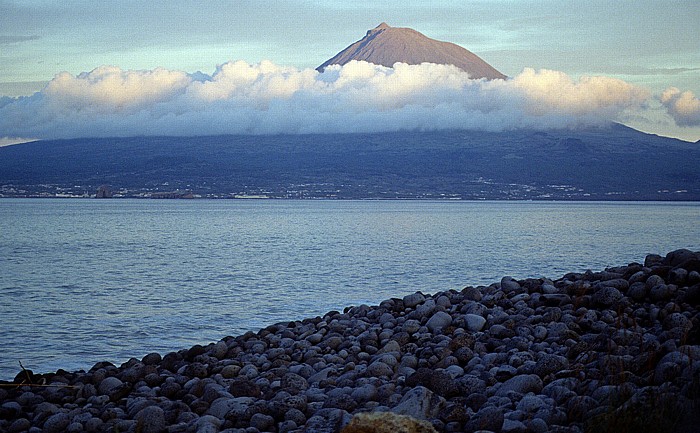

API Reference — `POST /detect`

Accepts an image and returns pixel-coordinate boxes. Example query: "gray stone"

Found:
[97,376,123,395]
[592,286,623,307]
[366,360,394,377]
[649,284,671,302]
[250,413,275,432]
[416,299,437,318]
[534,354,569,378]
[285,407,307,425]
[627,282,647,300]
[134,406,166,433]
[495,374,543,397]
[645,274,665,290]
[542,283,559,294]
[501,276,522,293]
[457,374,487,395]
[66,422,83,433]
[195,415,222,433]
[645,254,664,267]
[462,286,482,301]
[43,413,71,433]
[426,311,453,333]
[391,385,446,420]
[465,406,504,432]
[377,340,402,354]
[541,294,571,306]
[351,384,378,402]
[528,417,549,433]
[663,312,693,332]
[8,418,31,433]
[516,395,545,413]
[84,417,103,433]
[502,419,528,433]
[665,248,697,267]
[207,397,254,419]
[403,292,426,308]
[669,267,688,284]
[465,314,487,332]
[282,372,308,393]
[402,319,421,334]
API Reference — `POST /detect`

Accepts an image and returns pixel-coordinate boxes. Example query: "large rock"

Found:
[406,368,460,397]
[97,376,123,395]
[134,406,166,433]
[496,374,543,397]
[465,314,487,332]
[426,311,453,333]
[43,413,70,433]
[464,406,504,432]
[403,292,426,308]
[534,354,569,378]
[392,386,446,420]
[341,411,438,433]
[592,286,623,307]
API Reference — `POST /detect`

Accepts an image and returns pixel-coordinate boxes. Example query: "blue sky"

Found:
[1,0,699,141]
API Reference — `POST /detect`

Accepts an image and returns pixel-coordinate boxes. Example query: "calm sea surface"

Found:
[1,199,699,379]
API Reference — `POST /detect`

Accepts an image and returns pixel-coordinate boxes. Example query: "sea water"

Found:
[1,199,698,379]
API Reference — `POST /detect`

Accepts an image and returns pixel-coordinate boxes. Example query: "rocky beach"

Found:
[1,249,699,433]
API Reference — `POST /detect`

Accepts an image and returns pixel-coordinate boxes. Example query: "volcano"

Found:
[317,22,506,80]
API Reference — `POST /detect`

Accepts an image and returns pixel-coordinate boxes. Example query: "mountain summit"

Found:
[317,23,506,80]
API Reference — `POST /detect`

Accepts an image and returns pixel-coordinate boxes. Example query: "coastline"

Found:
[1,250,699,433]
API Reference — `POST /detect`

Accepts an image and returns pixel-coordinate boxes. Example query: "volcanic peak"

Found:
[318,23,506,80]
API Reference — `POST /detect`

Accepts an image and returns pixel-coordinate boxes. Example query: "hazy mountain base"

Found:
[0,125,698,200]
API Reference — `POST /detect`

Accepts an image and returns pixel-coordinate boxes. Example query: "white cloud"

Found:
[660,87,700,127]
[0,60,652,139]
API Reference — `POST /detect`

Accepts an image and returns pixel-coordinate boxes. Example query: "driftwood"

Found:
[0,361,79,389]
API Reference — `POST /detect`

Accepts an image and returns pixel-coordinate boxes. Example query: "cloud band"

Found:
[0,60,656,139]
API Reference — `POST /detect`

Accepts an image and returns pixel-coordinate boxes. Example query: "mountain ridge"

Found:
[1,125,698,200]
[317,23,506,80]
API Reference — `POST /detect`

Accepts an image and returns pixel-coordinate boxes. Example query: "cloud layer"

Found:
[661,87,700,127]
[0,60,656,139]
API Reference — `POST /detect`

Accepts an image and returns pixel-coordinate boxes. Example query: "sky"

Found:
[1,0,699,142]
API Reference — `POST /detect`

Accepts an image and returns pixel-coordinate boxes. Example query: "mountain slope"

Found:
[317,23,506,80]
[0,125,698,200]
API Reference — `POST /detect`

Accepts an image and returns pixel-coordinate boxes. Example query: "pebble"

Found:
[465,314,487,332]
[1,249,698,433]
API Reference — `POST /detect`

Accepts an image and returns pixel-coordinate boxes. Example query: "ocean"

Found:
[1,199,698,380]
